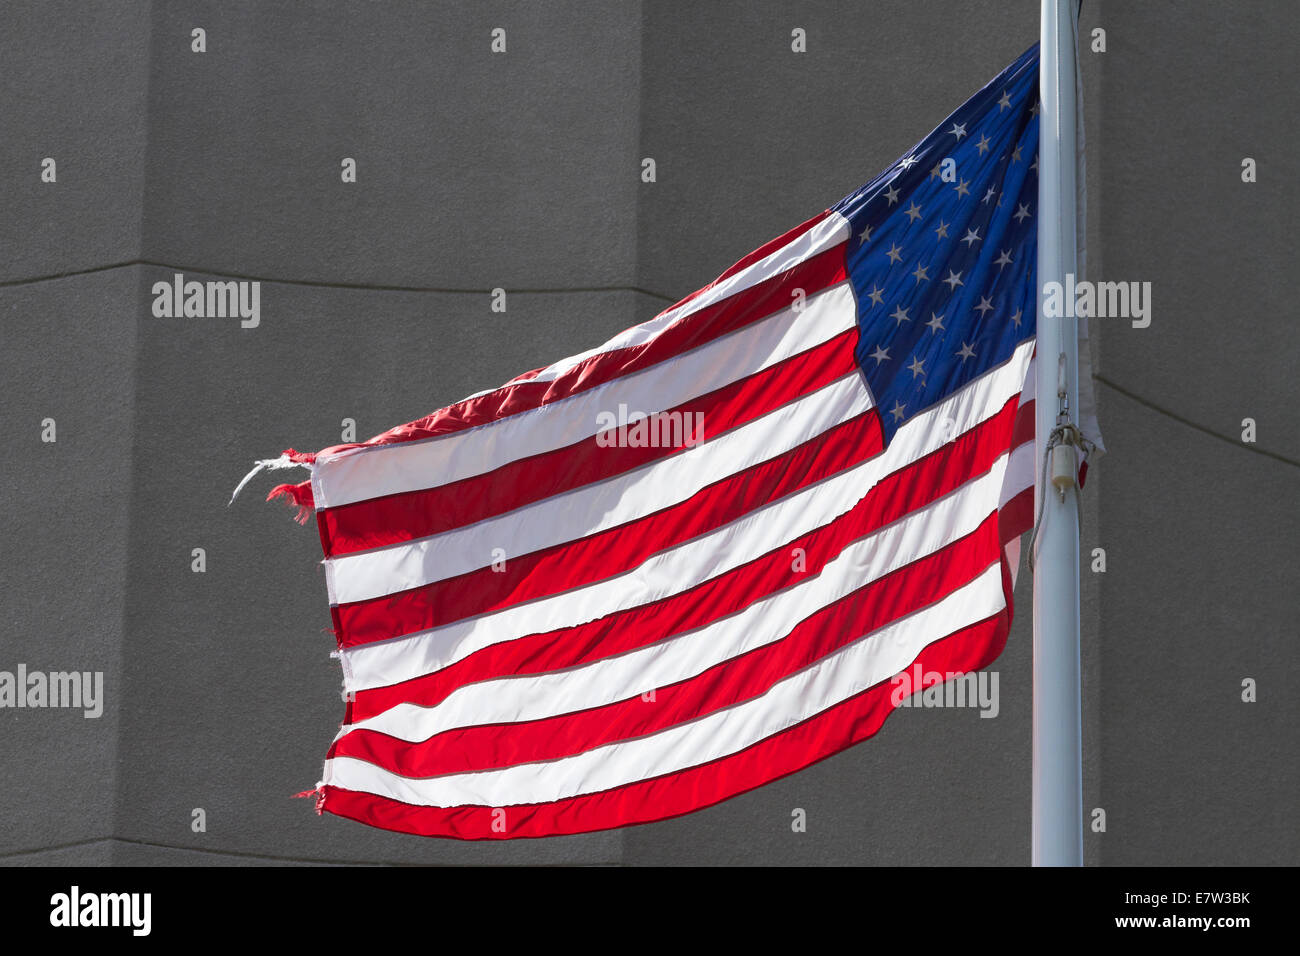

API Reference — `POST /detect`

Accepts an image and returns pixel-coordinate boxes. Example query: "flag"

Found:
[258,42,1098,839]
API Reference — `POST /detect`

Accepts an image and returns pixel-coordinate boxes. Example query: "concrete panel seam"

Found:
[1096,374,1299,469]
[0,835,612,868]
[0,259,678,303]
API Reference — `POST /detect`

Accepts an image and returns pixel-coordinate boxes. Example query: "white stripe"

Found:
[341,338,1034,692]
[324,561,1006,807]
[492,212,851,389]
[313,223,853,509]
[1000,333,1037,589]
[326,365,871,604]
[342,456,1010,742]
[1005,537,1022,591]
[1021,354,1037,405]
[1000,440,1034,509]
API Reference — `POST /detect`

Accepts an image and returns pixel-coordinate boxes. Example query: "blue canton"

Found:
[832,44,1041,444]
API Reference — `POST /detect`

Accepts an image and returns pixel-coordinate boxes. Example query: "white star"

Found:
[982,186,997,204]
[868,344,891,365]
[1014,203,1032,223]
[889,401,907,423]
[930,162,943,179]
[961,228,981,247]
[995,249,1013,268]
[976,134,991,155]
[974,296,994,318]
[890,305,911,326]
[1030,155,1039,173]
[954,178,970,199]
[926,312,946,334]
[907,356,926,380]
[886,243,903,264]
[1012,144,1023,163]
[934,220,949,240]
[942,269,964,291]
[884,185,901,205]
[956,341,977,362]
[998,90,1012,111]
[904,201,923,223]
[911,262,930,284]
[1010,308,1023,328]
[900,155,919,169]
[950,122,967,140]
[858,224,873,245]
[866,284,884,306]
[1030,100,1041,117]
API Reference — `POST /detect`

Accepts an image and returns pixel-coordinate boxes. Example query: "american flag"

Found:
[258,43,1096,839]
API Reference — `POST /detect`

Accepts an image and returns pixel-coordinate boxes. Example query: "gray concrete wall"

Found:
[0,0,1294,866]
[1089,2,1299,866]
[0,0,152,867]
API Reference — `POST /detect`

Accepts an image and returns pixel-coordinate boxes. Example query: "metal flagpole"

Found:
[1032,0,1084,867]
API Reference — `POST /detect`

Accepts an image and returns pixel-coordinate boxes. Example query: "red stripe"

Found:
[497,212,832,389]
[332,407,884,647]
[316,328,858,558]
[279,241,848,519]
[329,514,1000,776]
[306,241,847,463]
[1010,397,1035,450]
[319,570,1014,840]
[1000,482,1034,547]
[673,210,831,308]
[346,393,1023,715]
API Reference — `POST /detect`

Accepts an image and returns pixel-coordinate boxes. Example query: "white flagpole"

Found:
[1032,0,1083,867]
